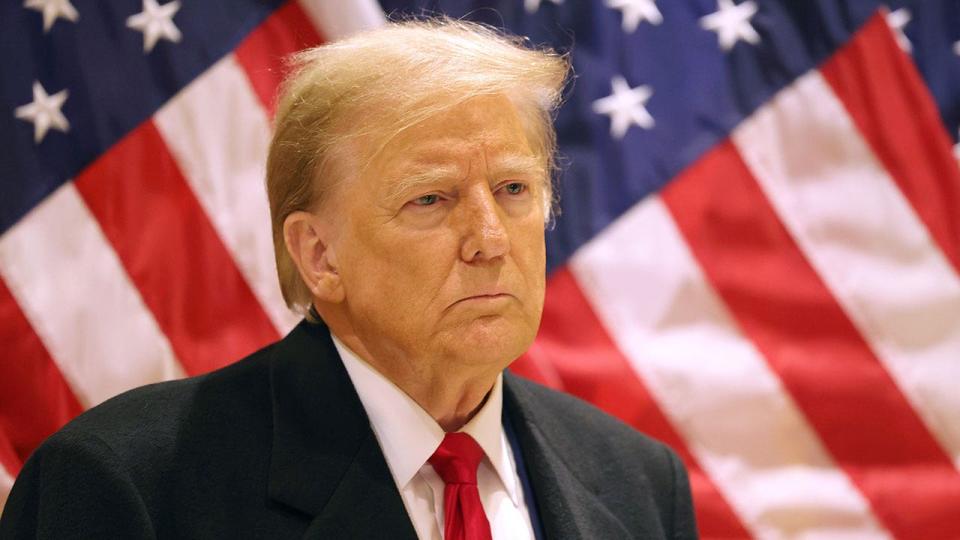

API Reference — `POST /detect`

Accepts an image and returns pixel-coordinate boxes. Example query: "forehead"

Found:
[371,94,537,176]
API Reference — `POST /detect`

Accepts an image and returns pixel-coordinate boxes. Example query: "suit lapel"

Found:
[267,321,417,540]
[268,322,641,539]
[503,373,639,540]
[302,429,418,539]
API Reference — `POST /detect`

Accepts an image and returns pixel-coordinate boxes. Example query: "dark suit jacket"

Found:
[1,320,697,539]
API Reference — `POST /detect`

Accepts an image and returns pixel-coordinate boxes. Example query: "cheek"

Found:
[510,220,546,310]
[347,228,456,305]
[512,218,546,271]
[337,225,397,301]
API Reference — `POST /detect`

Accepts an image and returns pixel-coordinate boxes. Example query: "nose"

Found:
[458,185,510,263]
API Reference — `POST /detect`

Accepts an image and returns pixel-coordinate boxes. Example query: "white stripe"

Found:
[0,464,12,514]
[154,55,299,335]
[570,196,888,539]
[732,70,960,470]
[298,0,385,41]
[0,183,184,408]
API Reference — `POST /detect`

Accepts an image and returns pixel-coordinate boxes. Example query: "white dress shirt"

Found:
[333,335,536,540]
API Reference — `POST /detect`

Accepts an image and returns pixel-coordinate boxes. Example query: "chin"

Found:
[445,315,537,367]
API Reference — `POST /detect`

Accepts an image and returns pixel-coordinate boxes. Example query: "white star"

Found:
[954,128,960,162]
[605,0,662,32]
[15,81,70,144]
[700,0,760,51]
[885,7,912,53]
[954,40,960,56]
[23,0,79,33]
[592,76,654,139]
[525,0,562,14]
[126,0,182,53]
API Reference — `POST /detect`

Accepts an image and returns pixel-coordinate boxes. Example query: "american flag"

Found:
[1,0,958,537]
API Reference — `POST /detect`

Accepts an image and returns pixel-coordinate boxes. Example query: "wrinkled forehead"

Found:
[374,95,543,174]
[319,93,550,210]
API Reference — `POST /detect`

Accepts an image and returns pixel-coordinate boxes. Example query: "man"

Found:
[1,19,697,539]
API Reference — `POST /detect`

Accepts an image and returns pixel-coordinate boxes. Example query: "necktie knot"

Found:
[429,432,485,485]
[428,432,492,540]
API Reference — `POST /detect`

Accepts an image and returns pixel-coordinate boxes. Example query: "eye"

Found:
[413,194,440,206]
[503,182,526,195]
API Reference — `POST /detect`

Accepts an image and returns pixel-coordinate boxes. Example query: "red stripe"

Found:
[235,0,325,116]
[513,268,752,539]
[821,12,960,273]
[74,121,280,376]
[0,278,84,470]
[0,431,21,480]
[662,140,960,539]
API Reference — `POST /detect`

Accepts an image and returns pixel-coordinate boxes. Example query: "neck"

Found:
[327,323,499,432]
[402,369,496,432]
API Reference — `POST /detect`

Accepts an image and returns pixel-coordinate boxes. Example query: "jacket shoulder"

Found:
[1,341,282,537]
[52,340,279,457]
[504,372,697,539]
[506,372,675,463]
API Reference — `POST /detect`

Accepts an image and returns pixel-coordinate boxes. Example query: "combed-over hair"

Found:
[266,17,570,315]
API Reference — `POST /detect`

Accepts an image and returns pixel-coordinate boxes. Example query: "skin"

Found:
[284,94,548,431]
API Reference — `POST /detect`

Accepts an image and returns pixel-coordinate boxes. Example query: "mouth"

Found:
[464,292,510,300]
[449,292,514,310]
[460,292,511,301]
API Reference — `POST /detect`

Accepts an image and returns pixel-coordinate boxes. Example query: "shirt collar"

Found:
[332,334,520,505]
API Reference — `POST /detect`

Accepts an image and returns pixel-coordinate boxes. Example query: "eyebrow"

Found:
[384,165,464,204]
[384,154,546,204]
[490,154,547,180]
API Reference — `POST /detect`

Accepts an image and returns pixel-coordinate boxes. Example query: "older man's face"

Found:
[327,94,547,372]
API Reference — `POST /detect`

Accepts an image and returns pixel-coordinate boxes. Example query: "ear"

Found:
[283,211,345,304]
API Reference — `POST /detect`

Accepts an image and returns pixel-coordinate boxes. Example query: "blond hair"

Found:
[266,18,570,315]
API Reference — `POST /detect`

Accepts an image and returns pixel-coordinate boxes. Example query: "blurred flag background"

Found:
[1,0,959,537]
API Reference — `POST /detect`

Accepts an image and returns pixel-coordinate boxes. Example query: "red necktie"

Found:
[428,432,493,540]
